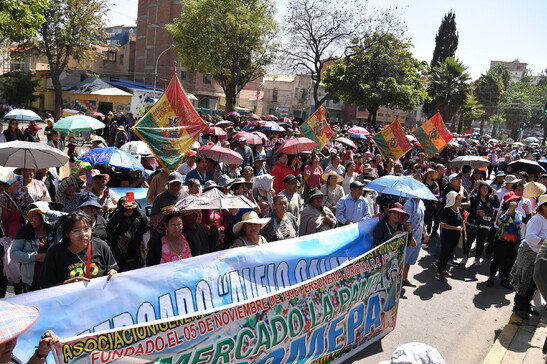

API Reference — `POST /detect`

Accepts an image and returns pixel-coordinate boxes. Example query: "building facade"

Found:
[490,59,528,82]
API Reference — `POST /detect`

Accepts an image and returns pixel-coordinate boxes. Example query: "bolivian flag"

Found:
[413,113,453,157]
[299,106,334,153]
[372,119,412,161]
[133,72,207,172]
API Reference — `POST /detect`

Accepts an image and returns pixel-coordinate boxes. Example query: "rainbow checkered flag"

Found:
[133,72,207,172]
[413,113,453,157]
[299,106,334,153]
[372,118,412,161]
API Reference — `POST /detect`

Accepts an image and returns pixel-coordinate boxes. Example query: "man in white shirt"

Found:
[176,150,197,176]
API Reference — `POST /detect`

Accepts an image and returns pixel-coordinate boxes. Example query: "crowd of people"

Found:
[0,107,546,351]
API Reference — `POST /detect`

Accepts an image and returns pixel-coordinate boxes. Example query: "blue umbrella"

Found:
[350,133,367,140]
[78,147,144,171]
[366,175,437,201]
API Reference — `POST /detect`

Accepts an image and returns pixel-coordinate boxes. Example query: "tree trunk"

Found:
[456,115,463,134]
[480,118,485,135]
[371,108,378,127]
[51,74,63,121]
[223,80,237,112]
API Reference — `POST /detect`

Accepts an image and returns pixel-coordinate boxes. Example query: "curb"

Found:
[481,312,545,364]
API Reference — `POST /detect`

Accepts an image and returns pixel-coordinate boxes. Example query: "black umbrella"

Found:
[508,159,546,175]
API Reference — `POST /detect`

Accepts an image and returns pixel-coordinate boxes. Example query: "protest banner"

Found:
[53,234,407,364]
[5,220,378,360]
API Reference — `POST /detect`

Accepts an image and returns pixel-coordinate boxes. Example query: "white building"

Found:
[490,59,527,82]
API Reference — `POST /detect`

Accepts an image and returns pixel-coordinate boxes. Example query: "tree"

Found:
[28,0,108,120]
[458,93,484,132]
[322,33,429,125]
[0,0,49,42]
[168,0,277,112]
[489,114,505,138]
[473,70,504,133]
[281,0,404,109]
[430,11,458,68]
[489,64,511,90]
[0,72,40,105]
[426,57,471,130]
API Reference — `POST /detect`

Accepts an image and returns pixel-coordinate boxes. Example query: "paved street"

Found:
[345,237,514,363]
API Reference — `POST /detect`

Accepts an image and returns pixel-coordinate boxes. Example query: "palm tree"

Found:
[426,57,472,130]
[458,93,485,132]
[489,114,505,138]
[474,71,504,134]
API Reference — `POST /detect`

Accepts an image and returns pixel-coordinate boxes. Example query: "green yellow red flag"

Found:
[132,72,207,172]
[299,106,334,152]
[372,118,412,161]
[412,113,453,157]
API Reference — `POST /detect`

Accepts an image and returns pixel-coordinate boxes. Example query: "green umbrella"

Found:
[53,115,105,132]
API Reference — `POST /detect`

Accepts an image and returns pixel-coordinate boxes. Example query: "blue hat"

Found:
[77,192,103,210]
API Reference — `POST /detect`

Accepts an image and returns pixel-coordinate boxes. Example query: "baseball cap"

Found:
[167,172,184,184]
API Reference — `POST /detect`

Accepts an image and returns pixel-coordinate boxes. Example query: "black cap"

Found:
[350,180,365,189]
[307,187,324,203]
[284,174,301,184]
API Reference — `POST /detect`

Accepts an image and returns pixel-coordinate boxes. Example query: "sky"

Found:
[106,0,547,80]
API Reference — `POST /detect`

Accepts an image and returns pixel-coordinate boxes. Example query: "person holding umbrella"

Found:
[402,197,426,287]
[0,301,60,364]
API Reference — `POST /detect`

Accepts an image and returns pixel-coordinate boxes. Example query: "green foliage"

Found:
[0,72,40,105]
[430,11,458,68]
[0,0,49,42]
[167,0,277,111]
[426,57,471,126]
[323,33,428,124]
[489,113,506,138]
[489,64,511,91]
[28,0,108,119]
[459,93,484,131]
[474,70,504,119]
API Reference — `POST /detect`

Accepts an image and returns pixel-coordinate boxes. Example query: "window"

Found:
[102,51,116,62]
[378,113,384,116]
[180,70,187,80]
[272,88,278,102]
[203,74,212,84]
[300,89,307,101]
[119,54,124,64]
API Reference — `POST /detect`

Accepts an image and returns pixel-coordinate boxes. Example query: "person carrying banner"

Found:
[0,301,60,364]
[230,211,270,248]
[40,211,118,288]
[373,202,411,248]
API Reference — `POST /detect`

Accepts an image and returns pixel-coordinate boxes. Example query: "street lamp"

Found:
[153,44,174,92]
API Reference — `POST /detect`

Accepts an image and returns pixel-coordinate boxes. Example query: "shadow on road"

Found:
[472,280,513,310]
[342,338,383,363]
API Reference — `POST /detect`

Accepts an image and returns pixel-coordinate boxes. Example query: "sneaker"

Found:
[448,259,460,267]
[460,255,468,266]
[435,273,447,283]
[501,279,513,290]
[402,279,417,288]
[433,260,438,268]
[529,308,540,316]
[474,257,481,266]
[442,270,453,278]
[486,277,495,287]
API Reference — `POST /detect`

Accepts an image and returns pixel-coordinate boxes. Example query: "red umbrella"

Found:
[251,131,268,141]
[203,126,227,136]
[265,114,278,120]
[198,145,243,165]
[248,113,261,120]
[277,137,318,154]
[232,132,262,144]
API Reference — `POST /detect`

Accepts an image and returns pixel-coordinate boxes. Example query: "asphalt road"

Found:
[344,237,514,364]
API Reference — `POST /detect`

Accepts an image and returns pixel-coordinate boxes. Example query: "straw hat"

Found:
[232,211,271,235]
[321,170,343,183]
[536,194,547,213]
[445,191,460,208]
[423,168,438,179]
[504,175,518,184]
[523,182,546,198]
[0,301,39,344]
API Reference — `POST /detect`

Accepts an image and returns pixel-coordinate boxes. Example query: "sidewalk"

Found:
[482,298,546,364]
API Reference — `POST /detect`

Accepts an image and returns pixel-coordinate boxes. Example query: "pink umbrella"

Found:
[232,132,262,145]
[88,112,105,119]
[265,114,278,120]
[228,111,241,117]
[248,113,261,120]
[215,120,234,128]
[348,126,370,135]
[251,131,268,141]
[198,145,243,165]
[277,137,318,154]
[203,126,227,136]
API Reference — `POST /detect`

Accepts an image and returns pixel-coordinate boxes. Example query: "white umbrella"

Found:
[335,137,356,149]
[3,109,42,122]
[449,156,490,169]
[120,141,153,156]
[0,141,69,169]
[524,137,539,143]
